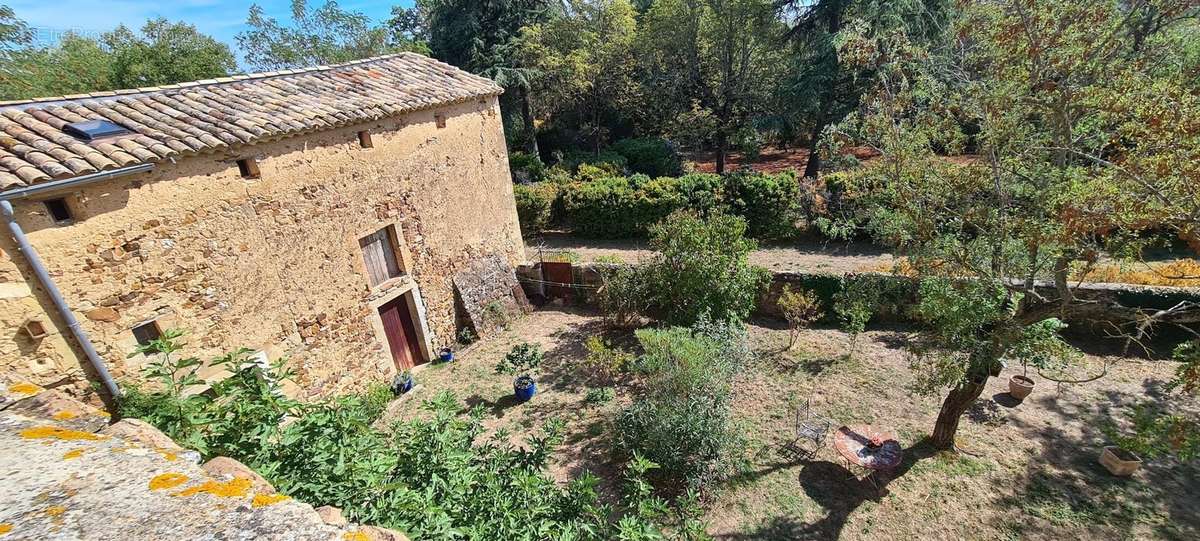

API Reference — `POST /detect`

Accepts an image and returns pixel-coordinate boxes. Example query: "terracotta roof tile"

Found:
[0,53,502,191]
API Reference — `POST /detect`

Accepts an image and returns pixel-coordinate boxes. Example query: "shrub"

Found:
[559,174,726,239]
[725,170,803,239]
[596,263,654,327]
[583,336,634,383]
[778,285,822,350]
[514,182,559,237]
[611,137,684,177]
[122,334,711,539]
[495,342,544,382]
[617,320,749,494]
[561,149,628,174]
[508,151,547,183]
[644,211,771,325]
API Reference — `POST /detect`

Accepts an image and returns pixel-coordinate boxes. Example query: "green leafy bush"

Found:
[725,170,802,240]
[122,334,711,539]
[611,137,684,177]
[495,342,544,383]
[596,263,654,327]
[508,151,547,183]
[617,320,749,494]
[514,182,559,236]
[644,211,771,325]
[561,149,629,174]
[559,174,724,238]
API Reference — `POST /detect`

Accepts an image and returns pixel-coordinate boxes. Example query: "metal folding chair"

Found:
[785,400,833,460]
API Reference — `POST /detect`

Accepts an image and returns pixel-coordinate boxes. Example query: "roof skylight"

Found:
[63,120,131,141]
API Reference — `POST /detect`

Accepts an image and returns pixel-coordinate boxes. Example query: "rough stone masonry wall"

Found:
[0,96,523,401]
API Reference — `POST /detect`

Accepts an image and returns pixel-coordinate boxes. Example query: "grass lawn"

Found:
[381,307,1198,540]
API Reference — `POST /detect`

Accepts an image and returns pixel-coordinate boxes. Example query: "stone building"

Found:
[0,53,525,403]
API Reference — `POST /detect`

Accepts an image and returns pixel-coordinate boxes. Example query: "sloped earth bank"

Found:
[383,307,1198,540]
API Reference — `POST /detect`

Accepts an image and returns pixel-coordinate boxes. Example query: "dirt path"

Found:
[525,233,896,274]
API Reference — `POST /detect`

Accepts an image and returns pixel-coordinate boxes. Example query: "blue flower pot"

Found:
[439,348,454,363]
[513,377,537,402]
[391,373,414,396]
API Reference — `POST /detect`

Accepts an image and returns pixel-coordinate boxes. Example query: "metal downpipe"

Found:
[0,164,156,402]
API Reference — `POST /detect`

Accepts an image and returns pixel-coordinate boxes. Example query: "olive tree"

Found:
[826,0,1200,450]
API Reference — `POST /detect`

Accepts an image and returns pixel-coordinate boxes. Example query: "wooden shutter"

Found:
[360,228,401,286]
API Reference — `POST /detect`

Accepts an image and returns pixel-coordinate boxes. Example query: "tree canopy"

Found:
[824,0,1200,449]
[0,15,235,100]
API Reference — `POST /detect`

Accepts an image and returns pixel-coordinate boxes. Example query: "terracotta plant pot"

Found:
[1099,446,1142,476]
[1009,375,1035,401]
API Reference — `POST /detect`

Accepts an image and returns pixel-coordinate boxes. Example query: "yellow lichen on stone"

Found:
[0,523,11,535]
[175,478,253,499]
[20,426,103,441]
[9,383,40,396]
[45,506,66,517]
[62,448,86,460]
[156,449,179,461]
[52,411,78,420]
[149,473,189,491]
[343,532,369,541]
[251,493,291,508]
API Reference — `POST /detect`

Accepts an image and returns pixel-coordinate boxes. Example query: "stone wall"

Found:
[0,96,523,402]
[0,381,407,540]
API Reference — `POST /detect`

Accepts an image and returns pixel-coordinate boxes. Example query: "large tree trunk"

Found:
[802,122,823,179]
[519,87,539,157]
[930,377,989,449]
[715,130,728,174]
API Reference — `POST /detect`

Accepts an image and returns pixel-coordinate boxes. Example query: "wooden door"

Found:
[379,296,423,370]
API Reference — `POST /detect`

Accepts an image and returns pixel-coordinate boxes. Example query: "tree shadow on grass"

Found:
[463,393,521,417]
[998,380,1200,540]
[720,439,939,540]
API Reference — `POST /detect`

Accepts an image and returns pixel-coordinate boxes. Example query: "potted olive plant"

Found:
[1007,319,1076,402]
[496,342,543,402]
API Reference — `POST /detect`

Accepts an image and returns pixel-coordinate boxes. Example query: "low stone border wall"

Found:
[518,262,1200,342]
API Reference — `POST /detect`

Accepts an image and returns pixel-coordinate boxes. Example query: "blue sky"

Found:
[8,0,413,61]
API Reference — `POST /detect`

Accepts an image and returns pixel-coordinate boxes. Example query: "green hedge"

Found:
[725,170,802,240]
[557,171,800,239]
[559,174,725,238]
[514,183,559,236]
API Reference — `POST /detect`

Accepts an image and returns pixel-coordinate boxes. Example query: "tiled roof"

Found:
[0,53,503,191]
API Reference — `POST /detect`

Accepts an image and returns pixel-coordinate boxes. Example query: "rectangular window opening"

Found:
[359,226,403,287]
[131,320,163,346]
[357,130,373,149]
[43,198,73,224]
[434,114,446,129]
[237,158,261,179]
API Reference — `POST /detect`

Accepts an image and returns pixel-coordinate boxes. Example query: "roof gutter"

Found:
[0,164,156,403]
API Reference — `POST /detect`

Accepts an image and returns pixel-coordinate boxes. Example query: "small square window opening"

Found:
[434,114,446,129]
[237,158,261,179]
[358,131,373,148]
[43,198,73,224]
[131,320,163,346]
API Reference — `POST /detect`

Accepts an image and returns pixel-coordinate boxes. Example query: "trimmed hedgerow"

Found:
[724,170,803,240]
[520,170,805,240]
[513,182,559,236]
[558,174,725,238]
